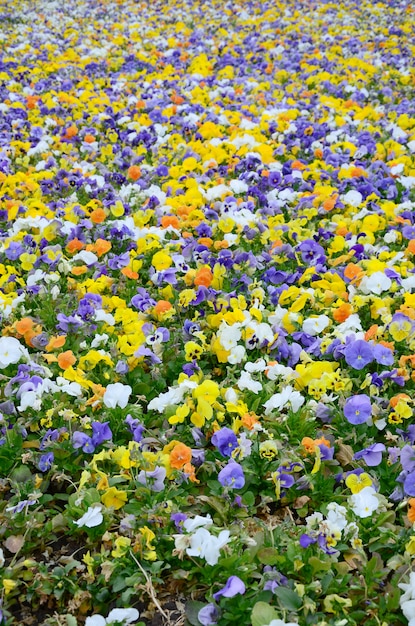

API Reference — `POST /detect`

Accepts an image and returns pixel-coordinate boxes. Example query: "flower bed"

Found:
[1,0,415,624]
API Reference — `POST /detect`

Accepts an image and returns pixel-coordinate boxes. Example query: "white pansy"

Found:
[72,251,98,266]
[148,380,197,412]
[332,314,363,338]
[349,486,379,518]
[227,345,246,364]
[302,315,330,336]
[85,608,139,626]
[103,383,132,409]
[392,125,407,140]
[27,139,50,156]
[244,358,266,373]
[247,321,274,344]
[17,390,42,412]
[75,505,103,528]
[0,336,28,368]
[237,371,262,394]
[26,269,46,286]
[91,333,109,348]
[224,233,239,245]
[263,385,305,415]
[203,184,230,201]
[224,388,238,403]
[186,527,230,566]
[217,322,242,350]
[384,231,398,243]
[401,600,415,626]
[56,377,83,397]
[106,608,140,624]
[400,572,415,603]
[229,179,248,194]
[359,271,392,295]
[94,309,115,326]
[265,362,295,380]
[268,305,288,326]
[326,503,348,532]
[183,515,213,533]
[401,276,415,292]
[342,189,363,207]
[85,616,106,626]
[390,163,404,175]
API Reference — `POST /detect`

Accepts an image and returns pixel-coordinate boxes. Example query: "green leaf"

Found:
[0,454,15,473]
[257,547,280,566]
[10,464,33,483]
[309,556,332,574]
[185,600,205,626]
[134,383,152,396]
[321,572,335,594]
[66,616,77,626]
[243,491,255,507]
[274,586,302,611]
[112,576,127,592]
[251,602,280,626]
[386,586,401,611]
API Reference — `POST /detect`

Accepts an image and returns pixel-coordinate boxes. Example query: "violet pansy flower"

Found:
[344,340,373,370]
[354,443,386,467]
[218,460,245,489]
[343,395,372,425]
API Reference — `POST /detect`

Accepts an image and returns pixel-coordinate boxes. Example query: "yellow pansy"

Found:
[179,289,197,307]
[2,579,17,595]
[184,341,204,361]
[83,551,95,577]
[138,526,157,561]
[101,487,128,510]
[168,404,191,425]
[345,472,373,494]
[111,536,131,558]
[152,250,172,271]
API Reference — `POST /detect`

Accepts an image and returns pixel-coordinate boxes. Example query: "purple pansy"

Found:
[38,452,54,472]
[213,576,245,601]
[137,466,166,492]
[401,445,415,472]
[354,443,386,466]
[218,460,245,489]
[211,428,238,457]
[198,604,219,626]
[91,422,112,446]
[373,343,394,366]
[404,471,415,497]
[344,340,374,370]
[343,394,372,425]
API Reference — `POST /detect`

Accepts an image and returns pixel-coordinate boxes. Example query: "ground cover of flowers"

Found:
[1,0,415,624]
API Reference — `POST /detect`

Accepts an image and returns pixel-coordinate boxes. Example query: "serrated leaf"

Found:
[274,586,302,610]
[251,601,280,626]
